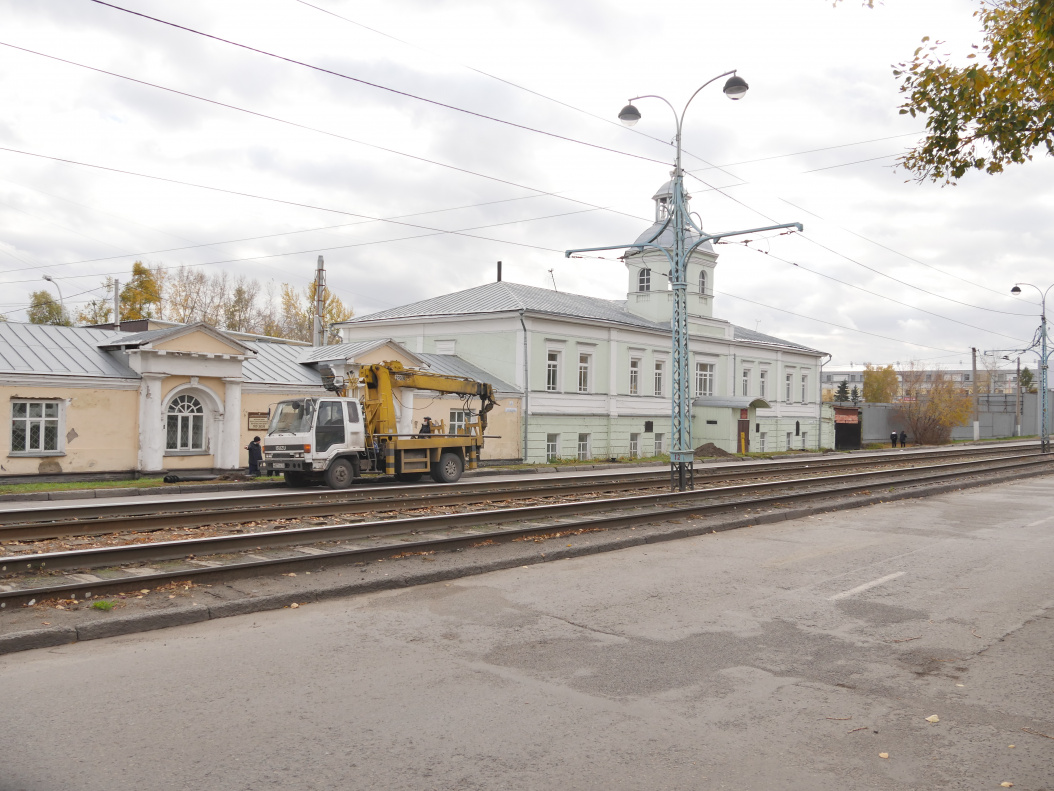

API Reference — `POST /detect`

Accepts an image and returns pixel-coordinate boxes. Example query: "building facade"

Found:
[336,182,833,461]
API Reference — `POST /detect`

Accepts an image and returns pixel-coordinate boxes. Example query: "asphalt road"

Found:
[2,477,1052,790]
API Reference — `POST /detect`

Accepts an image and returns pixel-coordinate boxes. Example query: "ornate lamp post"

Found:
[1011,283,1052,453]
[566,72,802,491]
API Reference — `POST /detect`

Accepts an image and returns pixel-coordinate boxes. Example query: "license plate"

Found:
[271,462,286,469]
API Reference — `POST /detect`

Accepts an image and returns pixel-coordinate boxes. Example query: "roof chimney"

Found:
[496,260,502,282]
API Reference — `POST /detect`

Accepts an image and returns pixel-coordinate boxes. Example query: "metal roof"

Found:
[0,322,137,378]
[243,342,323,385]
[297,339,425,366]
[341,281,823,355]
[731,325,822,354]
[417,353,520,394]
[341,281,671,331]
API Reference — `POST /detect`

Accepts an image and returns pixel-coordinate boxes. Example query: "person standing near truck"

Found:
[247,436,263,476]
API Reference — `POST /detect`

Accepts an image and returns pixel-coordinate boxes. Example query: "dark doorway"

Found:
[737,419,750,453]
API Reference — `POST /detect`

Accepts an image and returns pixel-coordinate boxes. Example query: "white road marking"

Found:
[1026,515,1054,527]
[829,571,906,601]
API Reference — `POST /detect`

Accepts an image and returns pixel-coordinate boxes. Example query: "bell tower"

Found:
[625,180,718,322]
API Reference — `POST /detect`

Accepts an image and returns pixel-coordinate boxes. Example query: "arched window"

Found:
[699,270,707,295]
[795,420,800,436]
[167,394,205,451]
[637,268,651,292]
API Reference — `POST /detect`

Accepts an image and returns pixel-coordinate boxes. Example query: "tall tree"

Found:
[835,379,851,402]
[27,290,71,326]
[850,385,860,404]
[276,279,354,342]
[863,364,900,403]
[892,0,1054,182]
[119,261,163,320]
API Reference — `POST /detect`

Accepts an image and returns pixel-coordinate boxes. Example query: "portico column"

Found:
[137,372,166,473]
[218,377,243,470]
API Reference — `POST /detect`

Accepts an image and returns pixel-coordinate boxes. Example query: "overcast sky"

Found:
[1,0,1050,370]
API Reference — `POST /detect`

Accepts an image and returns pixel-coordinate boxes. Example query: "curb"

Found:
[2,463,1049,657]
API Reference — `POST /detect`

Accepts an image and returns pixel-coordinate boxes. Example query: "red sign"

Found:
[739,409,748,419]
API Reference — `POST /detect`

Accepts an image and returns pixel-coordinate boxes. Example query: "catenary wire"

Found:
[0,144,620,274]
[84,0,671,167]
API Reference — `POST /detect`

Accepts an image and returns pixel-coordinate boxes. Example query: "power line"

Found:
[0,204,608,286]
[84,0,671,167]
[0,144,620,269]
[0,41,650,224]
[716,289,963,354]
[724,240,1029,342]
[0,193,554,276]
[687,132,924,172]
[777,197,1020,300]
[684,169,1031,317]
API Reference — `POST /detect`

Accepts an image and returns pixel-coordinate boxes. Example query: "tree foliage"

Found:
[1019,365,1036,392]
[863,363,900,402]
[76,276,115,326]
[892,0,1054,182]
[119,261,164,320]
[835,379,851,402]
[72,263,354,342]
[27,290,71,326]
[850,385,860,404]
[896,364,973,444]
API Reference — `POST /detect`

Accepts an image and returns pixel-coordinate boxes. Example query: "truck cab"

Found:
[261,397,366,487]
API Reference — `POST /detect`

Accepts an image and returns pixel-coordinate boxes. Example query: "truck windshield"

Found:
[268,399,316,435]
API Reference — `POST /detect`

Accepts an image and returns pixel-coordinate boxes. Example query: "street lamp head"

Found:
[722,74,749,100]
[618,103,641,127]
[1011,285,1022,295]
[42,275,53,282]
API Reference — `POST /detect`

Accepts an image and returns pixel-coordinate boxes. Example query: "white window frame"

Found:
[741,369,751,397]
[546,350,560,392]
[801,374,808,404]
[698,270,707,295]
[629,357,641,395]
[654,360,665,397]
[759,370,768,399]
[695,362,714,397]
[449,409,469,434]
[578,353,591,394]
[637,268,651,292]
[759,432,766,452]
[629,433,640,458]
[577,433,590,461]
[785,373,793,402]
[786,431,792,450]
[802,431,808,450]
[10,399,64,456]
[166,394,206,453]
[546,433,559,462]
[654,432,664,455]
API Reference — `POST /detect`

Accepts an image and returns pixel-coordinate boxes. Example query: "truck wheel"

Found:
[283,471,309,487]
[395,472,422,483]
[431,452,464,483]
[325,459,355,489]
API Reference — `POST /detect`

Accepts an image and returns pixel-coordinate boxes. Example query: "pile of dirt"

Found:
[694,442,736,459]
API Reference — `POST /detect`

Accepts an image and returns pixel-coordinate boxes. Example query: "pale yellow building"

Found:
[0,321,521,478]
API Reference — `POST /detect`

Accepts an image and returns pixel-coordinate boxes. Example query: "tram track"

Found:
[1,449,1051,608]
[0,444,1038,542]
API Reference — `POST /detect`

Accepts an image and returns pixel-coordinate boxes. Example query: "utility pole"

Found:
[1015,356,1021,437]
[313,255,326,347]
[971,346,979,441]
[113,278,121,331]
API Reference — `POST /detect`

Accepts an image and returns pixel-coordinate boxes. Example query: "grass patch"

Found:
[0,477,167,495]
[91,600,116,611]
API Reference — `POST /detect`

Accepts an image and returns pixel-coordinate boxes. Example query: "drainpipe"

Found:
[519,310,529,462]
[819,353,832,450]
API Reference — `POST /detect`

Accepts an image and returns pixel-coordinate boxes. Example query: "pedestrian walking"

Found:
[890,431,898,449]
[900,430,908,448]
[246,436,263,476]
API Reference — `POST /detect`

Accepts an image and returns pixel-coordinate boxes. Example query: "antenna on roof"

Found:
[548,269,558,292]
